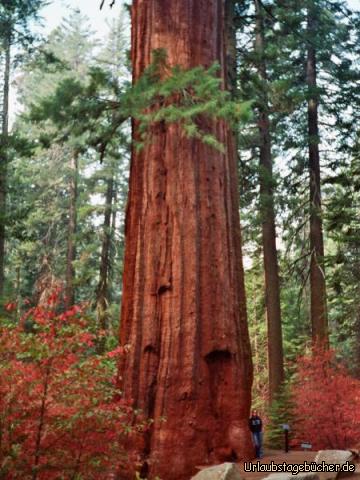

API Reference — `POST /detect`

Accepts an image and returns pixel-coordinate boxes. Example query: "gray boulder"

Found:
[315,450,356,465]
[263,474,319,480]
[191,463,242,480]
[315,450,356,480]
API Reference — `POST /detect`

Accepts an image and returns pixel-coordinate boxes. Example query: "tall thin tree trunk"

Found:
[254,0,284,402]
[118,1,253,478]
[16,265,21,321]
[111,182,117,235]
[225,0,253,395]
[224,0,252,393]
[252,288,261,394]
[0,33,11,298]
[65,152,78,309]
[306,3,328,344]
[225,0,238,98]
[96,169,114,352]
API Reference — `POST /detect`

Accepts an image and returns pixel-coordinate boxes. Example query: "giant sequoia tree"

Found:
[118,0,253,478]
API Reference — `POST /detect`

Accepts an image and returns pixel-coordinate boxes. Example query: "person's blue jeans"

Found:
[251,431,263,458]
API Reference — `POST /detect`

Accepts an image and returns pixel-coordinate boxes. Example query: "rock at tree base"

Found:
[263,473,319,480]
[315,450,356,465]
[190,463,242,480]
[314,450,356,480]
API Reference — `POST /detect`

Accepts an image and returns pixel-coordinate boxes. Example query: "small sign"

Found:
[301,442,312,450]
[282,424,290,430]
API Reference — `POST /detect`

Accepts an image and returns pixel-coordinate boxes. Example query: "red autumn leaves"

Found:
[0,297,136,479]
[292,346,360,450]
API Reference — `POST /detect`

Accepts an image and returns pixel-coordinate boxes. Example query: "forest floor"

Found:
[238,450,360,480]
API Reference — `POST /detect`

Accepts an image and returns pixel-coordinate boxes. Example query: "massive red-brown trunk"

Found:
[254,0,284,402]
[306,3,328,344]
[118,1,253,478]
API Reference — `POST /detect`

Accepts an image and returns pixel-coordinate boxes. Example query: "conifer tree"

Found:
[306,0,328,343]
[0,0,44,298]
[245,0,359,349]
[9,11,99,305]
[325,137,360,375]
[254,0,284,401]
[94,13,130,346]
[236,0,359,382]
[275,0,359,344]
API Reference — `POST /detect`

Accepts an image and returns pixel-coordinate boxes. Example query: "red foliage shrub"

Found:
[0,297,137,479]
[292,345,360,450]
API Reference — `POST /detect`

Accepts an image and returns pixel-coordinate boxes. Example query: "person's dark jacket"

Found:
[249,415,262,433]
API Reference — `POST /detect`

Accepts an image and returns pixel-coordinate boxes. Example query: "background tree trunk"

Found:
[254,0,284,402]
[224,0,252,398]
[96,170,114,352]
[225,0,238,98]
[65,152,78,309]
[306,3,328,344]
[118,1,253,478]
[0,32,11,298]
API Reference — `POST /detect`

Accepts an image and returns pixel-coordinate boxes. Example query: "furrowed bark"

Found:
[118,1,253,478]
[306,3,328,344]
[255,0,284,402]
